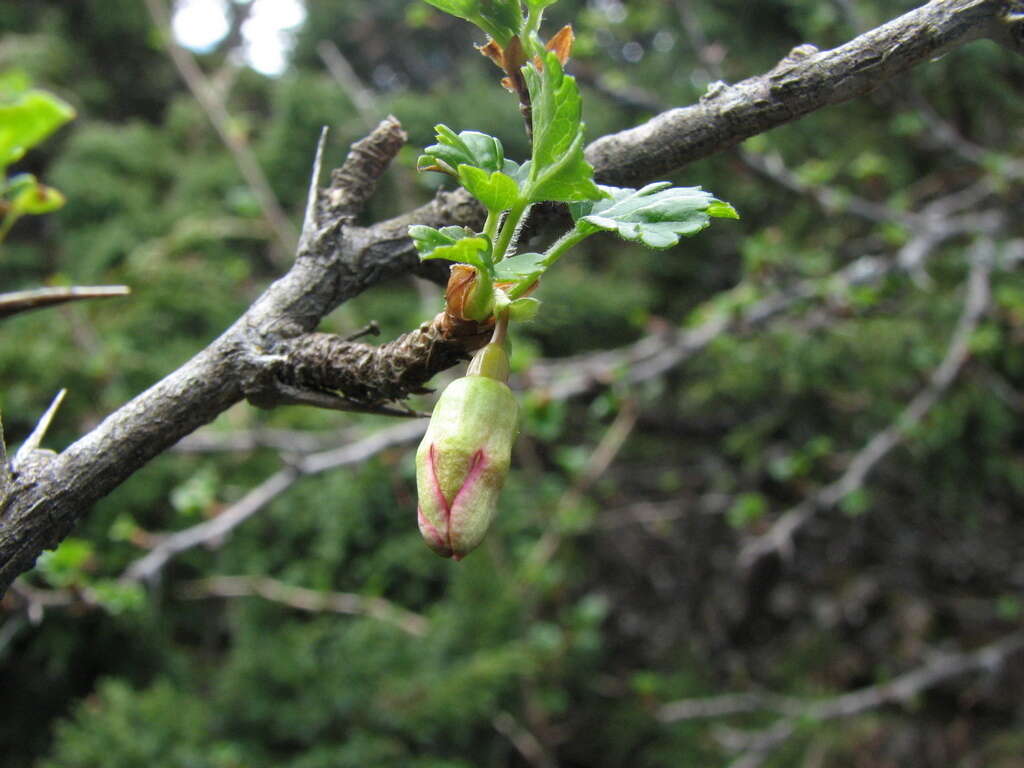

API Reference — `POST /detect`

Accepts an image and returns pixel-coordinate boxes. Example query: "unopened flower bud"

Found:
[416,341,518,560]
[445,264,493,322]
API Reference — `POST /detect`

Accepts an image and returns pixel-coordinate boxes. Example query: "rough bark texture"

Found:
[586,0,1024,186]
[1,0,1021,595]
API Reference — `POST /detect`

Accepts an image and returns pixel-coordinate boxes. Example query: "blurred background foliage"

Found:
[2,0,1024,766]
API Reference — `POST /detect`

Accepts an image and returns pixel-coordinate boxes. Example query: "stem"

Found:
[504,228,592,301]
[0,212,20,244]
[522,5,544,54]
[467,309,511,381]
[541,227,591,268]
[483,209,500,244]
[490,308,510,346]
[493,200,529,262]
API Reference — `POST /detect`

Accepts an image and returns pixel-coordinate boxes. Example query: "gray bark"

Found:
[1,0,1021,595]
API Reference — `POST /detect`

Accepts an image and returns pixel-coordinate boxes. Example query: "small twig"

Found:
[526,207,989,401]
[122,467,298,584]
[910,90,1024,180]
[739,150,905,226]
[13,390,67,469]
[665,631,1024,764]
[316,40,380,129]
[173,426,360,455]
[526,401,638,573]
[0,285,130,320]
[674,0,725,79]
[492,710,559,768]
[250,380,425,418]
[739,244,993,572]
[344,321,381,341]
[178,575,429,636]
[121,419,427,583]
[142,0,297,259]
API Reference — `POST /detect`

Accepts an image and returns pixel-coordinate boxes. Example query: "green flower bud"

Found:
[446,264,494,322]
[416,342,518,560]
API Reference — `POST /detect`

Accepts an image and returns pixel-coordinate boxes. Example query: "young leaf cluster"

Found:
[411,0,737,328]
[0,71,75,244]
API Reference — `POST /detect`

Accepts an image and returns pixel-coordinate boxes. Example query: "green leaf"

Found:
[418,125,508,177]
[90,581,146,615]
[36,538,94,589]
[0,88,76,168]
[11,178,65,215]
[572,182,738,249]
[707,200,740,219]
[409,224,476,257]
[494,251,545,280]
[421,0,523,45]
[417,233,492,272]
[522,52,603,203]
[458,165,521,213]
[508,296,540,321]
[524,0,559,9]
[0,70,30,97]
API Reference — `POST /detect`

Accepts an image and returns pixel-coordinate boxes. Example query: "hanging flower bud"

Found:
[415,341,518,560]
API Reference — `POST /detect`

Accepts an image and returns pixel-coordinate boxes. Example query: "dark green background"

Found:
[2,1,1023,765]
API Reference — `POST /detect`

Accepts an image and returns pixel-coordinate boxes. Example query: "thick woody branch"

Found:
[0,118,446,594]
[270,312,492,406]
[586,0,1024,186]
[301,1,1022,290]
[0,1,1018,595]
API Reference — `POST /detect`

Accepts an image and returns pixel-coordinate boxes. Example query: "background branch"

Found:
[739,243,994,572]
[660,631,1024,764]
[178,575,429,636]
[586,0,1023,186]
[0,286,130,320]
[142,0,298,259]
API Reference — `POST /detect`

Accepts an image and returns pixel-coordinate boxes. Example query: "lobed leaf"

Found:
[522,51,603,203]
[418,125,507,177]
[0,89,76,169]
[421,0,522,45]
[571,183,739,249]
[409,224,477,257]
[494,251,545,281]
[458,165,521,214]
[411,228,492,271]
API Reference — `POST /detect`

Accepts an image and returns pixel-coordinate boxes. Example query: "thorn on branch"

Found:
[344,320,381,341]
[13,389,67,470]
[0,285,130,320]
[298,126,329,253]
